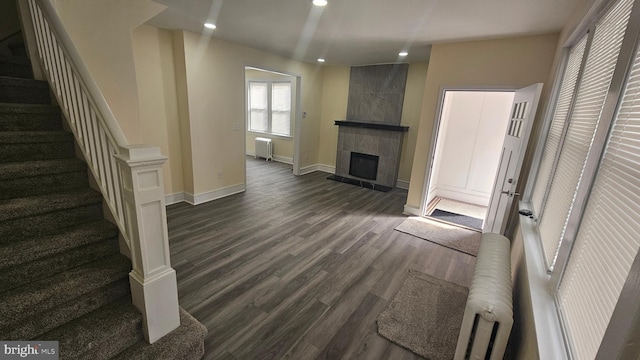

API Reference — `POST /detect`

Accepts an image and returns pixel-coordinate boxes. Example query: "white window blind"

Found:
[249,82,268,133]
[248,81,292,136]
[537,0,633,271]
[558,32,640,360]
[531,35,588,220]
[271,82,292,136]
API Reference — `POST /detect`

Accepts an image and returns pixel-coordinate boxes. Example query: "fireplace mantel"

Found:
[334,120,409,132]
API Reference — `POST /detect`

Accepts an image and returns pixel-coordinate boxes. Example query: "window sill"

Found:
[518,201,569,360]
[247,131,292,140]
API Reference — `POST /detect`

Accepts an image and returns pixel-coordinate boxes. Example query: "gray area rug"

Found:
[377,270,468,360]
[395,216,482,256]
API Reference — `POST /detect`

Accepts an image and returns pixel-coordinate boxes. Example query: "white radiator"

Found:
[454,233,513,360]
[255,137,273,161]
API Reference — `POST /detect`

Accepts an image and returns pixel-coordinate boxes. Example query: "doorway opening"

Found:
[424,90,515,231]
[243,66,302,188]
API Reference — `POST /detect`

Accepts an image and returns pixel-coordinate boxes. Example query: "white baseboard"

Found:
[178,183,246,205]
[396,179,410,190]
[403,204,421,216]
[299,163,335,176]
[317,164,335,174]
[165,193,185,206]
[273,155,293,164]
[246,152,293,165]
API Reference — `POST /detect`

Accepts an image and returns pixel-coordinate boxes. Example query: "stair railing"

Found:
[18,0,180,344]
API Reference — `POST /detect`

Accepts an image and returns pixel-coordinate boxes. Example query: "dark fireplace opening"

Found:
[349,152,379,180]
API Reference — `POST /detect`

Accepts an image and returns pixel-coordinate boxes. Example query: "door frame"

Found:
[242,65,303,181]
[418,85,520,218]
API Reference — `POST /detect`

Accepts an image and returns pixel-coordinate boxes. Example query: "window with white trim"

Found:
[524,0,640,357]
[248,80,292,137]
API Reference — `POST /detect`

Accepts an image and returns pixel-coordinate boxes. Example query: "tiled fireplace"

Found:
[330,63,409,191]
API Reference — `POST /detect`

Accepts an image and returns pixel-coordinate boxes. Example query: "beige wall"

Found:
[406,33,560,209]
[132,25,183,195]
[316,63,428,184]
[245,69,295,161]
[174,30,323,195]
[318,65,350,167]
[398,63,429,183]
[53,0,165,144]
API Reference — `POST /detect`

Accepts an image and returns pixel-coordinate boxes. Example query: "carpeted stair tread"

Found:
[0,201,104,240]
[0,102,60,114]
[0,238,120,294]
[0,188,102,222]
[0,253,131,328]
[0,103,62,131]
[41,297,143,360]
[0,219,117,267]
[0,76,50,104]
[0,130,74,144]
[2,279,131,341]
[114,308,207,360]
[0,54,33,79]
[0,220,119,293]
[0,158,86,180]
[7,39,27,58]
[0,158,88,200]
[0,54,30,66]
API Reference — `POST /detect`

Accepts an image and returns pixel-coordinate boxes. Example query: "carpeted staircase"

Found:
[0,35,206,359]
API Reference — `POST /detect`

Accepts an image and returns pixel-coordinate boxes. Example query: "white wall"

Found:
[430,91,514,206]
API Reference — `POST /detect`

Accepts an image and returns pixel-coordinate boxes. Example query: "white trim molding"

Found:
[299,163,335,176]
[246,152,294,165]
[273,155,293,164]
[316,164,335,174]
[185,183,246,205]
[403,204,421,216]
[396,179,410,190]
[165,193,185,206]
[518,202,568,360]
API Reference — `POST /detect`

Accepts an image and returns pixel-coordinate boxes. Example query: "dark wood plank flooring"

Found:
[167,157,477,360]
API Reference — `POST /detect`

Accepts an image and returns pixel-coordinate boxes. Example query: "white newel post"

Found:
[115,145,180,344]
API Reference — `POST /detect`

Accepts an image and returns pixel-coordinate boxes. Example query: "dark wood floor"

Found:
[167,157,477,360]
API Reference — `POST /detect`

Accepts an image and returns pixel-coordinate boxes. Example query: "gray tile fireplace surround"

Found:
[332,63,409,190]
[335,124,406,188]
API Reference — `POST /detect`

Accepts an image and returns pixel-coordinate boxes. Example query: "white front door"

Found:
[484,83,543,234]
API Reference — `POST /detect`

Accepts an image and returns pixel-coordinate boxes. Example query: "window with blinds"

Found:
[537,0,634,271]
[248,81,292,137]
[531,35,588,220]
[271,83,292,136]
[249,82,269,133]
[557,31,640,360]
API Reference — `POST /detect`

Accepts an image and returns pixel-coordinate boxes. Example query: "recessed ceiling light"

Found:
[204,23,217,29]
[312,0,328,6]
[399,51,408,57]
[317,58,325,63]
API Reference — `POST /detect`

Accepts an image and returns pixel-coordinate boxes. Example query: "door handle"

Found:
[501,191,521,197]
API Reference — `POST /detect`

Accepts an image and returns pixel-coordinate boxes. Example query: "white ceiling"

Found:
[147,0,585,66]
